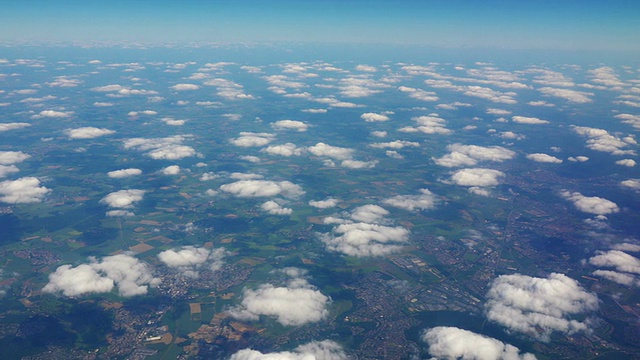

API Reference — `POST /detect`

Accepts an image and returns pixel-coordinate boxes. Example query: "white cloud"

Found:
[160,165,180,175]
[361,112,390,122]
[65,127,116,139]
[621,179,640,190]
[398,86,439,102]
[371,131,387,138]
[591,270,639,286]
[0,177,50,203]
[171,83,200,91]
[308,142,354,160]
[107,168,142,178]
[400,115,451,135]
[382,189,437,211]
[31,110,73,119]
[451,168,505,187]
[320,222,410,257]
[229,271,330,326]
[230,132,275,147]
[0,165,19,178]
[309,198,339,209]
[612,243,640,252]
[434,144,515,168]
[560,191,619,215]
[262,143,304,157]
[42,254,159,297]
[486,108,512,115]
[106,210,135,217]
[512,116,550,124]
[230,340,347,360]
[370,140,420,149]
[261,200,293,215]
[350,204,389,223]
[422,326,536,360]
[0,151,30,165]
[100,189,145,208]
[498,131,525,140]
[588,250,640,275]
[340,159,378,169]
[615,159,636,167]
[572,126,636,155]
[485,273,598,341]
[158,246,227,277]
[220,180,304,198]
[614,114,640,130]
[124,135,197,160]
[355,64,377,72]
[0,122,30,132]
[526,153,563,163]
[240,155,261,163]
[161,117,186,126]
[463,86,517,104]
[93,102,114,107]
[538,87,593,103]
[271,120,309,132]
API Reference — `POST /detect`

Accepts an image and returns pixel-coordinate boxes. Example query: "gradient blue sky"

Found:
[2,0,639,51]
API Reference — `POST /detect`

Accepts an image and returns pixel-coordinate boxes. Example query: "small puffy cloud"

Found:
[271,120,309,132]
[230,340,347,360]
[485,273,598,341]
[572,126,636,155]
[400,115,451,135]
[614,114,640,130]
[588,250,640,275]
[568,156,589,162]
[350,204,389,223]
[42,254,159,297]
[160,165,180,175]
[65,127,116,139]
[229,272,330,326]
[261,200,293,215]
[100,189,145,208]
[161,117,186,126]
[422,326,536,360]
[612,243,640,252]
[220,180,304,198]
[370,140,420,149]
[539,87,593,103]
[434,144,515,168]
[371,131,387,138]
[230,132,275,147]
[498,131,525,140]
[0,165,20,178]
[355,64,377,72]
[398,86,439,101]
[382,189,437,211]
[93,102,113,107]
[463,86,517,104]
[158,246,227,277]
[0,122,30,132]
[309,198,338,209]
[320,222,410,257]
[621,179,640,190]
[240,155,261,163]
[591,270,639,286]
[526,153,563,163]
[560,191,619,215]
[31,110,73,119]
[0,151,30,165]
[0,177,51,203]
[308,142,354,160]
[200,172,220,181]
[340,159,377,169]
[450,168,505,187]
[107,168,142,178]
[171,83,200,91]
[106,210,135,217]
[615,159,636,167]
[361,112,390,122]
[486,108,512,115]
[512,116,550,124]
[262,143,304,157]
[124,135,197,160]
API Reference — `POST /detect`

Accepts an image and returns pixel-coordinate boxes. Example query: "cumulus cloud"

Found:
[124,135,197,160]
[160,165,180,175]
[485,273,598,341]
[271,120,309,132]
[262,143,304,157]
[361,112,390,122]
[621,179,640,190]
[229,271,330,326]
[31,110,73,119]
[399,115,451,135]
[309,198,339,209]
[171,83,199,91]
[382,189,437,211]
[0,122,30,132]
[422,326,536,360]
[350,204,389,223]
[100,189,145,208]
[450,168,505,187]
[588,250,640,275]
[308,142,354,160]
[572,126,636,155]
[220,180,304,198]
[538,87,593,103]
[433,144,515,168]
[230,132,275,147]
[340,159,378,169]
[615,159,636,167]
[106,210,135,217]
[320,222,410,257]
[398,86,439,102]
[261,200,293,215]
[568,156,589,162]
[230,340,347,360]
[158,246,227,277]
[0,177,51,203]
[560,191,619,215]
[526,153,563,163]
[370,140,420,149]
[107,168,142,178]
[42,254,160,297]
[0,165,20,178]
[614,114,640,130]
[0,151,30,165]
[511,116,550,124]
[65,127,116,139]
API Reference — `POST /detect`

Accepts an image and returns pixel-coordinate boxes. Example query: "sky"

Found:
[1,0,639,52]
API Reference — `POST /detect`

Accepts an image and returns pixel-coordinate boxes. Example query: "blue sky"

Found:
[1,0,639,52]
